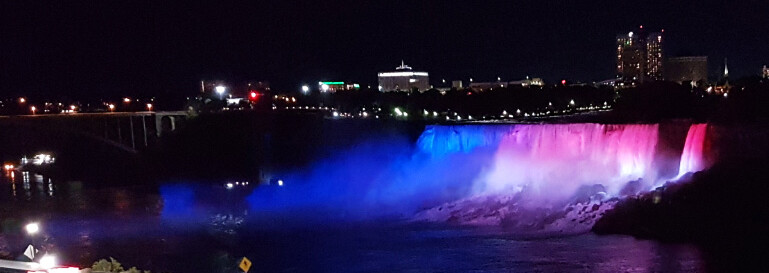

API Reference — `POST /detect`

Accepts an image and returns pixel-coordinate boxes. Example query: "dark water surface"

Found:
[0,171,725,272]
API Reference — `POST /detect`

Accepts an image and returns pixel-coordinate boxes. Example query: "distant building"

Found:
[646,32,664,80]
[318,81,360,93]
[763,65,768,78]
[509,77,544,87]
[469,81,507,92]
[378,61,430,92]
[596,78,619,88]
[451,80,463,89]
[616,26,665,83]
[469,77,544,92]
[665,56,708,85]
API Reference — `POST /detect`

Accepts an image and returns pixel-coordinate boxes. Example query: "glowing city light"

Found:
[394,107,403,116]
[146,103,153,111]
[321,84,330,92]
[377,72,429,77]
[215,86,226,94]
[302,85,309,93]
[108,104,115,111]
[39,254,57,269]
[123,98,131,103]
[30,106,37,114]
[26,222,40,235]
[19,98,26,103]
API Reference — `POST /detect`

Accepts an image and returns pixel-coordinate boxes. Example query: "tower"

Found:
[616,25,664,83]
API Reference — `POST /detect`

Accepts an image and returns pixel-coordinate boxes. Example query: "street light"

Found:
[39,254,56,269]
[26,222,40,235]
[123,98,131,103]
[301,85,309,94]
[19,97,26,103]
[321,84,329,92]
[108,104,115,111]
[30,106,37,115]
[215,86,226,99]
[146,103,153,111]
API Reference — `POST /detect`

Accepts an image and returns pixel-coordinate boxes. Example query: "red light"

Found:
[561,80,567,85]
[467,92,472,95]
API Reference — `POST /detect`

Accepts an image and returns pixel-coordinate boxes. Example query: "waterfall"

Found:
[418,124,660,199]
[248,122,714,228]
[676,123,709,179]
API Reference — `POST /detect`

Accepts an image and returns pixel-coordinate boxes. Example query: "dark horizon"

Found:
[1,0,767,98]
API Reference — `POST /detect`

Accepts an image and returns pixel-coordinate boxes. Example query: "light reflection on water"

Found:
[0,172,716,272]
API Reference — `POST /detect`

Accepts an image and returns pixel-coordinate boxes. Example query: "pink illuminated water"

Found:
[416,123,713,229]
[676,124,709,179]
[477,124,660,200]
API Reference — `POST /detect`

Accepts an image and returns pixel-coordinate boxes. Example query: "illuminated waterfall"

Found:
[419,124,661,199]
[245,122,713,229]
[676,123,709,179]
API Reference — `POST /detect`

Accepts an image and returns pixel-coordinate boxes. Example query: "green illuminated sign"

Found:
[320,81,345,85]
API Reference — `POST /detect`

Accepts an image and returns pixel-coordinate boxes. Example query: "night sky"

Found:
[1,0,767,98]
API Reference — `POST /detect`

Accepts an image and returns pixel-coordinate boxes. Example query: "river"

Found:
[0,171,711,272]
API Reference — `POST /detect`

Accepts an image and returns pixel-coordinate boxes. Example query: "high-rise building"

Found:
[378,61,430,92]
[665,56,708,85]
[616,26,664,83]
[646,32,664,80]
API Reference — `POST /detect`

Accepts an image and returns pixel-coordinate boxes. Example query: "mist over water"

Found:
[246,134,492,219]
[245,123,710,229]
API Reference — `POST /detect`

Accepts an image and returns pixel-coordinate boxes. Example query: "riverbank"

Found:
[592,159,769,271]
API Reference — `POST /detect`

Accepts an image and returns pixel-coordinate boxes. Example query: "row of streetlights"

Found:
[20,97,153,114]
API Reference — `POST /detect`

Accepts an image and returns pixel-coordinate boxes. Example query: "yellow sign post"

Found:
[239,257,252,272]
